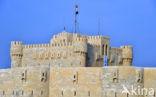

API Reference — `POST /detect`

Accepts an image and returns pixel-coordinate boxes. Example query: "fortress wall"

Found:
[109,47,123,66]
[13,66,50,97]
[49,67,102,97]
[0,69,14,96]
[0,66,50,97]
[0,66,155,97]
[144,68,156,97]
[102,66,144,97]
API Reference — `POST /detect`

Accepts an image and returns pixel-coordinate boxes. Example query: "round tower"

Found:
[120,46,133,66]
[73,37,87,67]
[10,41,23,68]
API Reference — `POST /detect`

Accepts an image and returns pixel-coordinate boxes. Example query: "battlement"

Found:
[74,37,87,42]
[23,42,73,49]
[120,45,133,49]
[23,44,50,48]
[110,47,122,52]
[120,45,133,66]
[87,36,110,40]
[11,41,23,46]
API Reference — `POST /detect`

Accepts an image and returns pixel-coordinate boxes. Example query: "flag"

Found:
[76,5,78,14]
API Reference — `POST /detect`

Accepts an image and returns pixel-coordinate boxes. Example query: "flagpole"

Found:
[75,7,77,33]
[75,5,78,33]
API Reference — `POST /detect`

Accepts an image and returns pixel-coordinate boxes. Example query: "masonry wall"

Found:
[0,69,14,97]
[49,67,102,97]
[102,66,144,97]
[0,66,49,97]
[144,68,156,97]
[0,66,155,97]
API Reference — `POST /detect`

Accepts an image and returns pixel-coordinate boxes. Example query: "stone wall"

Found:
[144,68,156,97]
[0,66,49,97]
[0,66,156,97]
[49,67,102,97]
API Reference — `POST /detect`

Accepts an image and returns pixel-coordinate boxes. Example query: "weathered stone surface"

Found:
[0,67,155,97]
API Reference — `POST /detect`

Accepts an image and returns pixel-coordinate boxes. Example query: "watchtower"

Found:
[120,46,133,66]
[10,41,23,68]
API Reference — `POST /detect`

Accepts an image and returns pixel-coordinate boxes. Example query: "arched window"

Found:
[105,45,107,56]
[102,44,104,55]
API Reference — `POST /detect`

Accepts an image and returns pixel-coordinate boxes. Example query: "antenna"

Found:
[98,17,101,35]
[75,4,79,33]
[64,26,66,31]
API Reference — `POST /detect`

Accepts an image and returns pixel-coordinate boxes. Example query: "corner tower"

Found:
[73,34,87,67]
[120,46,133,66]
[10,41,23,68]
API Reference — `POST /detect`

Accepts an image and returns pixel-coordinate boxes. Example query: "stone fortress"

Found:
[0,30,155,97]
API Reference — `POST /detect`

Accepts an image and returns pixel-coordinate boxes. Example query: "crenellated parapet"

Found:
[23,44,50,48]
[10,41,23,56]
[120,46,133,66]
[23,42,73,49]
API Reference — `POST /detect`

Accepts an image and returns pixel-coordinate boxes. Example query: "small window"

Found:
[31,90,33,96]
[88,91,90,96]
[73,72,78,84]
[21,70,27,81]
[3,91,5,95]
[41,90,43,96]
[115,92,117,97]
[62,91,64,96]
[22,90,24,96]
[127,93,129,97]
[13,90,15,95]
[74,75,76,79]
[74,91,76,96]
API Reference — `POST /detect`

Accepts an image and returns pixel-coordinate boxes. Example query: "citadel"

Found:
[0,31,155,97]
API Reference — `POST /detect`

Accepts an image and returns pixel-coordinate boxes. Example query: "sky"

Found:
[0,0,156,68]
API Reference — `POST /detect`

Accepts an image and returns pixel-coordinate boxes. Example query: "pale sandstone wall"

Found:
[0,66,156,97]
[102,66,144,97]
[0,69,14,97]
[0,66,49,97]
[49,67,102,97]
[144,68,156,97]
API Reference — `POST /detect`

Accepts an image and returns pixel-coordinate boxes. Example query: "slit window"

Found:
[88,91,90,96]
[102,44,104,55]
[74,91,76,96]
[62,91,64,96]
[105,45,107,56]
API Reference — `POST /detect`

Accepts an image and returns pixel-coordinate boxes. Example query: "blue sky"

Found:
[0,0,156,68]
